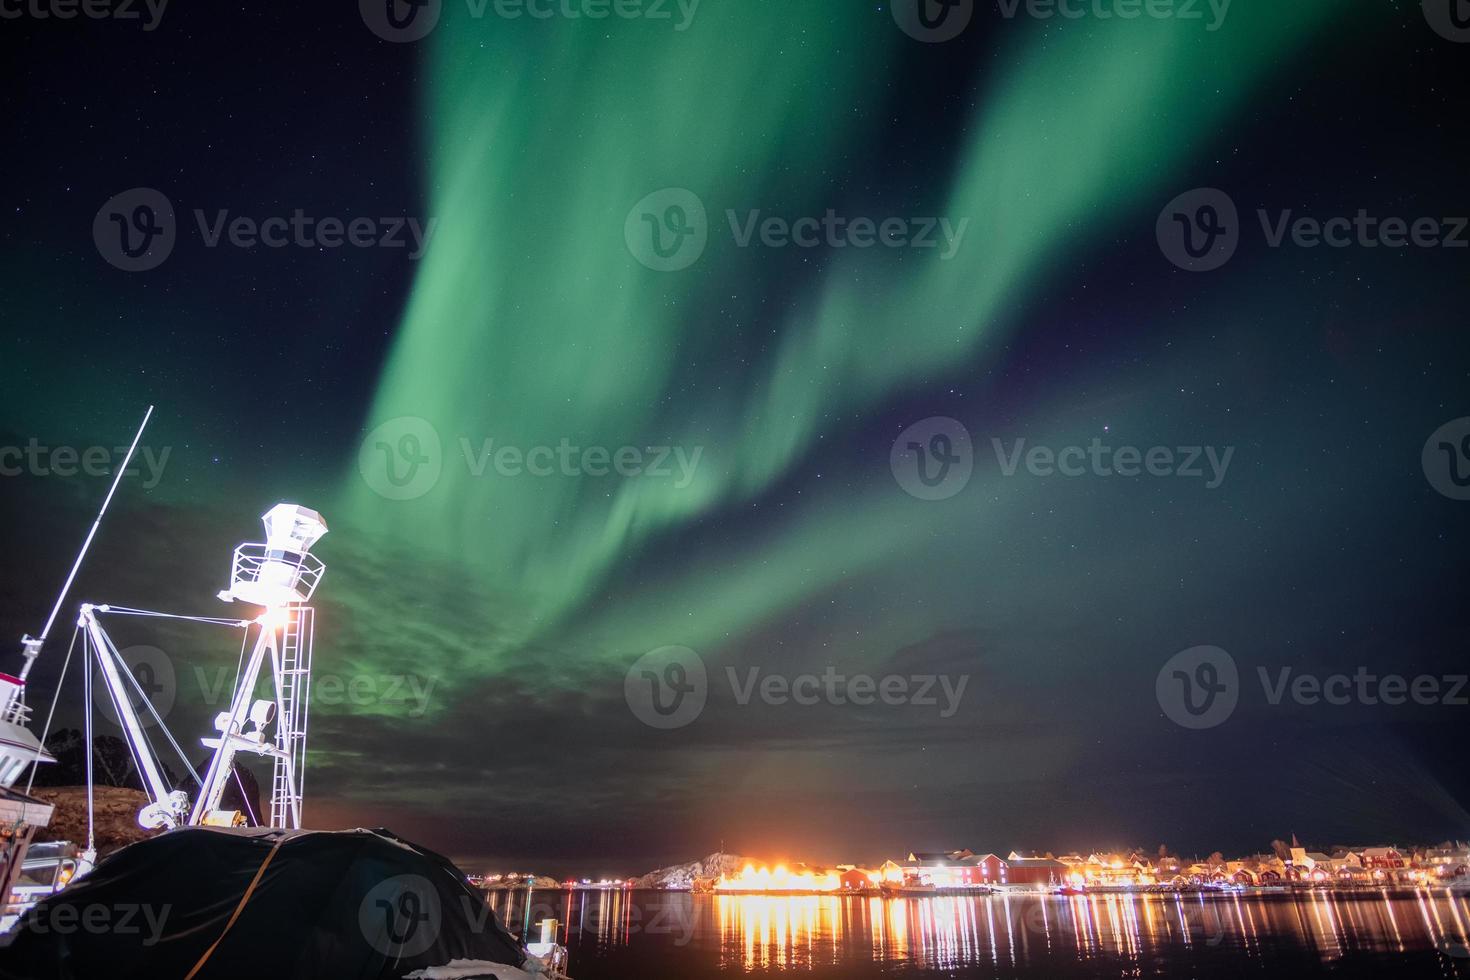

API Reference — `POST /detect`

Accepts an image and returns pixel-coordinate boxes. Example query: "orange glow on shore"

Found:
[716,864,845,893]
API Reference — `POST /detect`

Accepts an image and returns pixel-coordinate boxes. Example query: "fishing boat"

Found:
[0,405,154,925]
[0,409,568,979]
[880,881,937,897]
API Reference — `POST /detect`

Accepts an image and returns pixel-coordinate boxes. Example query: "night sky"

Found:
[2,1,1468,878]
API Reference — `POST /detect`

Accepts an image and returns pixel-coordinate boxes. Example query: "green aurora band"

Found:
[338,2,1343,688]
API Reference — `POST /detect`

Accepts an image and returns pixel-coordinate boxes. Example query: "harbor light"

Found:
[715,863,842,893]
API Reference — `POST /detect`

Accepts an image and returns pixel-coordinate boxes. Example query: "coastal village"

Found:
[475,839,1470,894]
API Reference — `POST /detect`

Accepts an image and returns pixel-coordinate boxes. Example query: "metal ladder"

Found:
[270,605,314,828]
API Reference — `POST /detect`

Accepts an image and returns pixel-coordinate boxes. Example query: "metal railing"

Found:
[227,545,325,605]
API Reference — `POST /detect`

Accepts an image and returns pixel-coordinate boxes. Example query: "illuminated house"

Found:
[1004,858,1070,888]
[1225,862,1257,886]
[1328,850,1367,881]
[903,850,981,888]
[1287,846,1341,882]
[974,854,1008,886]
[1426,843,1470,878]
[1359,847,1406,870]
[1255,861,1286,883]
[1183,863,1226,886]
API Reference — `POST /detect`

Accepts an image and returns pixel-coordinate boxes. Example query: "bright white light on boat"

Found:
[256,607,292,630]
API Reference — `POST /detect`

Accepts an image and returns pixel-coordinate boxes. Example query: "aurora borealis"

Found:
[2,2,1468,873]
[348,1,1342,637]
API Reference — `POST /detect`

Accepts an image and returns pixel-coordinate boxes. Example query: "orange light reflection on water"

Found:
[486,886,1470,972]
[704,889,1470,972]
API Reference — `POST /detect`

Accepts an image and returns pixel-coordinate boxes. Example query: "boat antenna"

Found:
[4,405,154,711]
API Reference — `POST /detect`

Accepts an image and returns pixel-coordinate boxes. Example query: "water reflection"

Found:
[484,886,1470,973]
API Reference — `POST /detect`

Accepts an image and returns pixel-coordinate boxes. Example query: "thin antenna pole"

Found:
[17,405,154,683]
[83,628,96,857]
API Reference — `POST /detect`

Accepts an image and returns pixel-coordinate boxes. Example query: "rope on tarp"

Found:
[183,835,287,980]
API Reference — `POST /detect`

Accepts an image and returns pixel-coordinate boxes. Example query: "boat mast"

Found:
[1,405,153,725]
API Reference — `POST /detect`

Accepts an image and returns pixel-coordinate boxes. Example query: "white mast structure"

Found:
[0,406,154,788]
[198,503,326,828]
[78,503,327,831]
